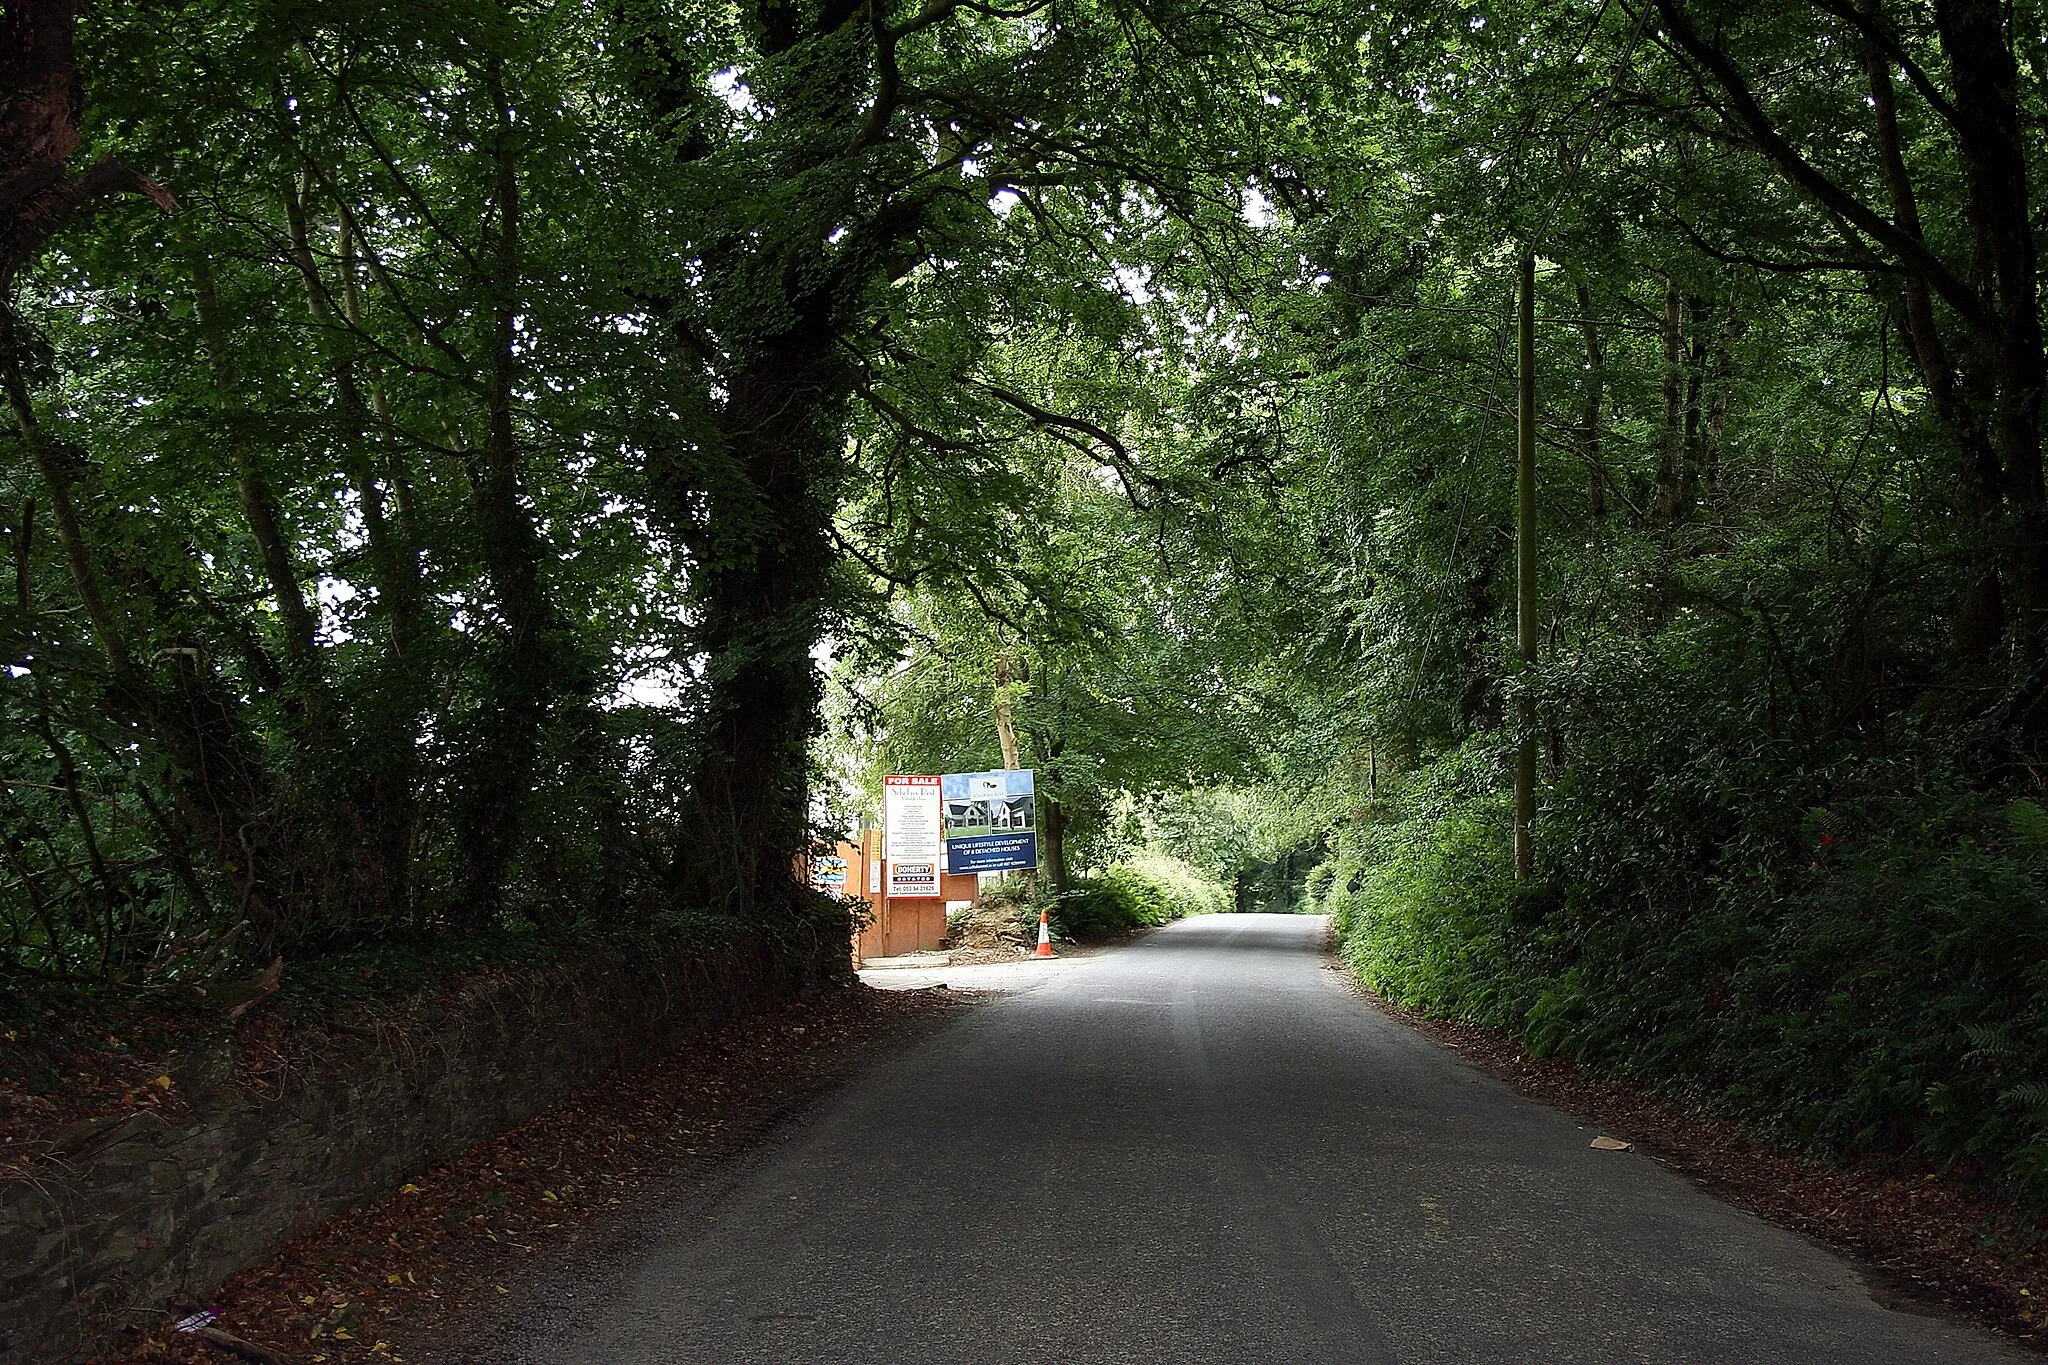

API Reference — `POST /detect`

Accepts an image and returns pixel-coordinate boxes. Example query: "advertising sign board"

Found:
[940,769,1039,874]
[884,775,943,897]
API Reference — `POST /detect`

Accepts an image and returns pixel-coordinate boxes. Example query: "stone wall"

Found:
[0,928,846,1362]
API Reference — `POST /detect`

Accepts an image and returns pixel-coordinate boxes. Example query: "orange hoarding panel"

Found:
[883,898,946,957]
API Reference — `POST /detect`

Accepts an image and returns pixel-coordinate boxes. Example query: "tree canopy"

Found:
[14,0,2048,1207]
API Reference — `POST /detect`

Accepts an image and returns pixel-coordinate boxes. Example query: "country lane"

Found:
[463,913,2024,1364]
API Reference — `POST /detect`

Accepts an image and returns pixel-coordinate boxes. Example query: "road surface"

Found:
[472,914,2022,1363]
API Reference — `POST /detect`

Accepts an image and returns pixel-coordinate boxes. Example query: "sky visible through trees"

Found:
[11,0,2048,1204]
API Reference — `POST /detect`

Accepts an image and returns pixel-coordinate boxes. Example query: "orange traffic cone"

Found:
[1035,905,1055,958]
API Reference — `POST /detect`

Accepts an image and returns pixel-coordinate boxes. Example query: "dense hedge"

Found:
[1027,856,1231,939]
[1318,743,2048,1211]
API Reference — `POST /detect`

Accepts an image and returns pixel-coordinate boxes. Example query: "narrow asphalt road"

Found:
[482,914,2023,1364]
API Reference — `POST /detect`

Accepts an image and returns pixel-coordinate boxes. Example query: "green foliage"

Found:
[1111,854,1234,919]
[1328,747,2048,1208]
[1322,749,1523,1025]
[1022,855,1230,940]
[5,0,1266,980]
[18,0,2048,1230]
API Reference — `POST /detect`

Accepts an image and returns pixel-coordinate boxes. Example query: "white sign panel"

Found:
[884,775,943,897]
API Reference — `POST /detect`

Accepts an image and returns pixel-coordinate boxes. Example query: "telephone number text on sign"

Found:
[889,860,938,895]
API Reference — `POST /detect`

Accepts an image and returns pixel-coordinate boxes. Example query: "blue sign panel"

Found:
[940,769,1039,873]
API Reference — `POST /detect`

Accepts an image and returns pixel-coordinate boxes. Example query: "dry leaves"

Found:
[89,984,974,1365]
[1357,978,2048,1351]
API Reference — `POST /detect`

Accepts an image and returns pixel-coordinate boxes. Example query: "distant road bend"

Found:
[479,914,2022,1364]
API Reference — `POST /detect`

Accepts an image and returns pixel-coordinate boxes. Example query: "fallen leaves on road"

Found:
[90,983,975,1365]
[1354,976,2048,1352]
[1589,1136,1632,1152]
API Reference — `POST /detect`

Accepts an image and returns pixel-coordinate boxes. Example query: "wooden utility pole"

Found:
[1514,251,1538,880]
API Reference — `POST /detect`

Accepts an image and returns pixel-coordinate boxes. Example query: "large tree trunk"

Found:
[1027,673,1070,895]
[1863,26,2002,660]
[666,314,842,916]
[1038,790,1070,897]
[1936,0,2048,662]
[609,0,919,924]
[1,0,172,293]
[1865,40,1956,418]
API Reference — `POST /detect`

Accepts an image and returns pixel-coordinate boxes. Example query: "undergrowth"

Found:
[987,854,1229,940]
[1318,737,2048,1216]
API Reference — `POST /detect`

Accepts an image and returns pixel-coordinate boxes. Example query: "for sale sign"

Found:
[884,775,943,897]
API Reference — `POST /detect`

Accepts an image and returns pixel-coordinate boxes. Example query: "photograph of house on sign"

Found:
[940,771,1039,873]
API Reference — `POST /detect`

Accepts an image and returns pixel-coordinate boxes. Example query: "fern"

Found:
[2009,800,2048,855]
